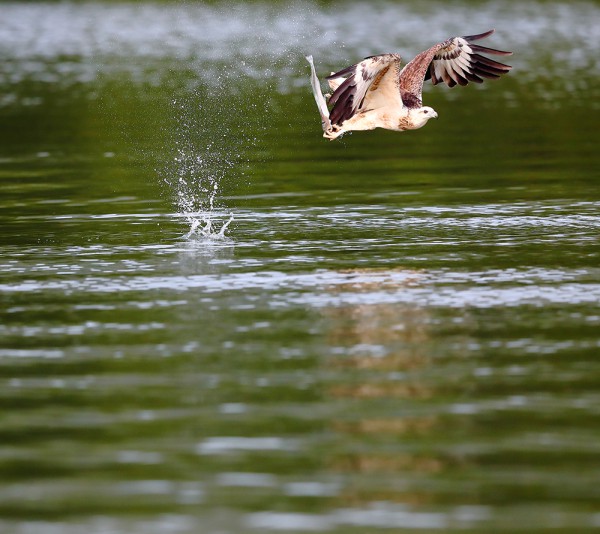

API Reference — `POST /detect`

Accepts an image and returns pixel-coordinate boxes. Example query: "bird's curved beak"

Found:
[432,110,438,119]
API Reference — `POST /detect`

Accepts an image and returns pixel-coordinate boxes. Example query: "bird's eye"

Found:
[423,110,428,114]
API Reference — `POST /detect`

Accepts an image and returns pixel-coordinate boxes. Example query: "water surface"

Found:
[1,1,600,533]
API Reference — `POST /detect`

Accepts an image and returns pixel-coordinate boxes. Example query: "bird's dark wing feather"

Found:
[326,54,402,126]
[399,29,512,108]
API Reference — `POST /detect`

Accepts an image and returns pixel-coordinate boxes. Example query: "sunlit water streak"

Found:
[2,266,600,309]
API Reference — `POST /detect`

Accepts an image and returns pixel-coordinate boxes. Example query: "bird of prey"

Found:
[306,29,512,140]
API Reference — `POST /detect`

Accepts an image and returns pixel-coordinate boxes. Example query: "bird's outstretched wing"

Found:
[399,29,512,108]
[326,54,402,126]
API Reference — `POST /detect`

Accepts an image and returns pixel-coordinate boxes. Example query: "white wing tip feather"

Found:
[306,55,332,132]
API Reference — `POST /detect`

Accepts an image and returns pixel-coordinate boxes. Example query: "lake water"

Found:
[1,1,600,533]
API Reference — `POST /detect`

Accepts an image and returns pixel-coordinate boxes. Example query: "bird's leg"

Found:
[323,125,344,141]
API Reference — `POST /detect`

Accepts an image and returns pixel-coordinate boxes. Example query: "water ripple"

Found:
[1,267,599,310]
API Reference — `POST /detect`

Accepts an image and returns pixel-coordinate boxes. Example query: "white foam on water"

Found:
[180,213,234,240]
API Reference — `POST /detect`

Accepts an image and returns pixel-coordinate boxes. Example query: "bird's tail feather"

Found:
[306,55,332,132]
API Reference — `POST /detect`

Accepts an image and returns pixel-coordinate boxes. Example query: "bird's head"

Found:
[410,106,438,129]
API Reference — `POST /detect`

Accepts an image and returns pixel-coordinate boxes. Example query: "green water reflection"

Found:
[1,1,600,533]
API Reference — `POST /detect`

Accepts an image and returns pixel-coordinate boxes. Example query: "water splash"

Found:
[181,213,234,241]
[164,87,247,241]
[171,137,233,239]
[151,4,321,242]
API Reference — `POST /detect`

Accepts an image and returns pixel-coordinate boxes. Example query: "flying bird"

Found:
[306,29,512,141]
